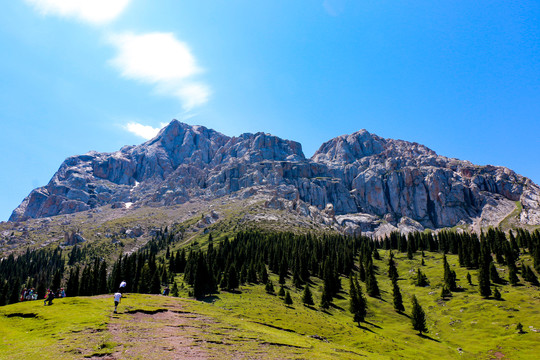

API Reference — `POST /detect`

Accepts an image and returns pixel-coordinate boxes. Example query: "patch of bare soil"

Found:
[93,302,255,360]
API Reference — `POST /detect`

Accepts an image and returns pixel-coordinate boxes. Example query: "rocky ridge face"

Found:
[10,120,540,234]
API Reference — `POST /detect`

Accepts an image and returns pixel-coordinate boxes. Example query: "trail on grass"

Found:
[91,301,231,360]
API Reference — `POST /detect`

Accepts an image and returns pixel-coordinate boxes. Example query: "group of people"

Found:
[19,288,65,303]
[20,288,38,301]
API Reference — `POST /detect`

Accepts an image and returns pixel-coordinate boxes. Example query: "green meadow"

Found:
[1,250,538,359]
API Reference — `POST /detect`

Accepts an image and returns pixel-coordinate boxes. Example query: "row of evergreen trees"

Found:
[1,225,539,313]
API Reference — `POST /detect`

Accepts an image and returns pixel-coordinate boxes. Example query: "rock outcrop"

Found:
[10,120,540,231]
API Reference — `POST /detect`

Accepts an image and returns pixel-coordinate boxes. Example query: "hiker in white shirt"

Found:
[114,292,122,313]
[119,280,127,294]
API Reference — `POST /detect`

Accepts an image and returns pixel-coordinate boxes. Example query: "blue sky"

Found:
[1,1,539,221]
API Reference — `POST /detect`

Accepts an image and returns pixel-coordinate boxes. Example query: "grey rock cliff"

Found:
[10,120,540,231]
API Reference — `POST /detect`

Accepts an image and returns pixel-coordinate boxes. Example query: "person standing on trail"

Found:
[114,292,122,313]
[119,280,127,294]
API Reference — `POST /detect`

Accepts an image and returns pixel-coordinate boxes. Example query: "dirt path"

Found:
[91,302,220,360]
[89,300,269,360]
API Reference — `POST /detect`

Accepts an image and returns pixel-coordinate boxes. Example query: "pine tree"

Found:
[493,286,501,300]
[320,283,332,309]
[508,265,519,285]
[359,261,366,282]
[478,264,491,298]
[138,263,152,294]
[258,263,268,284]
[388,252,398,281]
[443,255,457,291]
[226,264,239,291]
[302,284,314,306]
[278,284,286,297]
[365,263,380,297]
[411,295,428,335]
[284,291,293,305]
[171,282,179,297]
[392,280,405,312]
[489,263,502,284]
[349,275,367,324]
[415,268,428,287]
[265,280,275,294]
[440,285,452,299]
[524,265,539,286]
[150,271,161,294]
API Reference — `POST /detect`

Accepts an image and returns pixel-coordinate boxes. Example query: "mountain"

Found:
[9,120,540,234]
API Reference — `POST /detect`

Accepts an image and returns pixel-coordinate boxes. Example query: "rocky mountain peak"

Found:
[311,129,386,164]
[9,121,540,234]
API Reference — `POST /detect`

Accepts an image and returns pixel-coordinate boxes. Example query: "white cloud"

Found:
[124,122,161,140]
[109,32,211,110]
[173,83,211,111]
[25,0,131,24]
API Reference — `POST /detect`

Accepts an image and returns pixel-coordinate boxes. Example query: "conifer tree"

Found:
[284,291,293,305]
[358,259,366,282]
[466,272,472,285]
[392,280,405,312]
[523,265,539,286]
[489,263,502,284]
[349,275,366,324]
[150,271,161,294]
[278,284,286,297]
[478,264,492,298]
[388,252,398,281]
[509,264,519,286]
[265,280,275,295]
[258,262,268,284]
[227,264,239,291]
[415,268,428,287]
[440,285,452,299]
[478,242,492,298]
[411,295,428,335]
[171,281,179,297]
[365,263,380,297]
[443,255,457,291]
[407,240,414,260]
[493,286,501,300]
[320,283,332,309]
[302,284,314,306]
[138,263,152,294]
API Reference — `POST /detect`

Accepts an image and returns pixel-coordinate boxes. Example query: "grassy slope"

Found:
[1,251,539,359]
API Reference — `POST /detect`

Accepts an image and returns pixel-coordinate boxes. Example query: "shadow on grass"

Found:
[418,333,440,342]
[363,320,382,329]
[304,304,317,311]
[397,311,411,319]
[357,324,376,333]
[330,303,345,311]
[201,295,221,303]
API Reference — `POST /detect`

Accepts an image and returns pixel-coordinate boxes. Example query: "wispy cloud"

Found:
[124,122,168,140]
[24,0,131,24]
[109,32,211,110]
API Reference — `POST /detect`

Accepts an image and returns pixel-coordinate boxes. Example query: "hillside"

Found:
[1,249,538,360]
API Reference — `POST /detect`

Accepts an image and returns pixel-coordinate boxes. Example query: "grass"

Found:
[1,251,539,359]
[498,201,523,231]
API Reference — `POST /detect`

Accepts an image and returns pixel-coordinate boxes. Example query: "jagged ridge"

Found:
[10,120,540,232]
